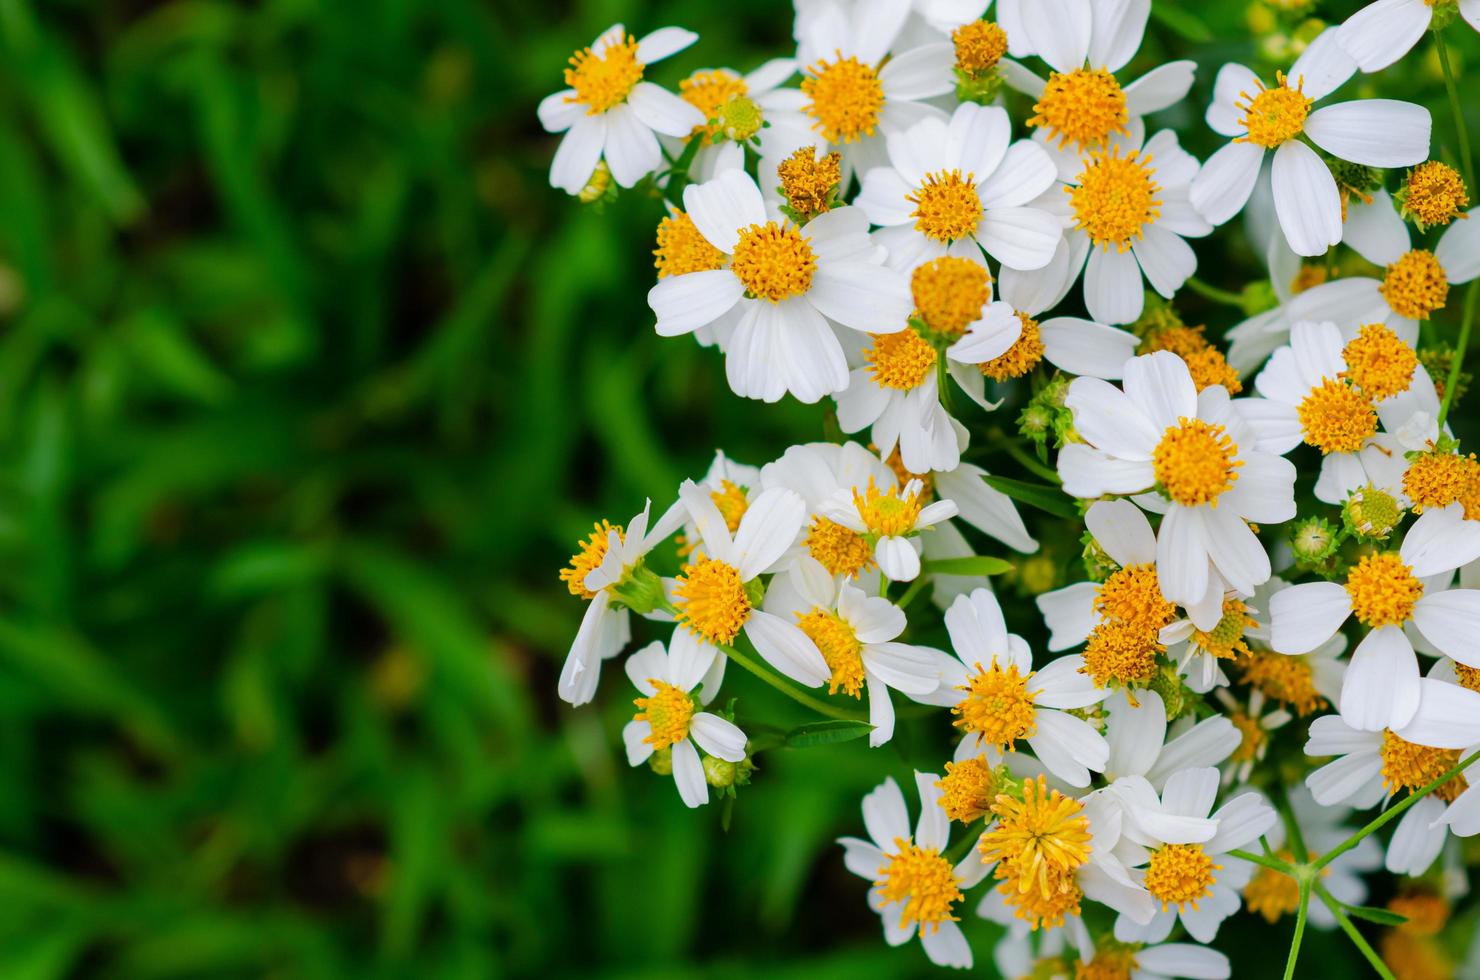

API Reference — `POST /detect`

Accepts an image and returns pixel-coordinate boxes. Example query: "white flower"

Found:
[838,773,990,969]
[836,326,969,474]
[1058,351,1297,606]
[621,639,747,808]
[1269,503,1480,730]
[946,302,1142,398]
[1394,667,1480,845]
[855,103,1062,273]
[674,450,762,549]
[1058,935,1233,980]
[763,573,940,745]
[821,477,958,582]
[1190,27,1431,256]
[648,169,911,404]
[917,587,1110,787]
[1100,688,1243,790]
[538,24,707,193]
[665,60,819,186]
[1338,0,1480,73]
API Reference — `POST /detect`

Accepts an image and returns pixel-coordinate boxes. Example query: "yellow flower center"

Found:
[1192,598,1257,660]
[1154,418,1242,506]
[908,169,984,244]
[980,775,1094,901]
[564,35,644,114]
[1345,552,1423,628]
[1403,452,1480,517]
[1144,325,1242,394]
[633,679,695,749]
[980,313,1046,381]
[796,608,865,697]
[805,516,876,578]
[1076,949,1139,980]
[997,869,1084,931]
[953,20,1009,77]
[560,520,623,599]
[709,479,749,532]
[674,556,752,645]
[911,256,992,337]
[853,478,924,536]
[1402,161,1470,229]
[1381,249,1449,320]
[865,328,938,391]
[880,445,936,501]
[1230,711,1267,763]
[1291,263,1332,294]
[655,210,727,278]
[1071,147,1162,251]
[936,757,998,824]
[1455,661,1480,693]
[1081,620,1163,691]
[1144,843,1220,911]
[1381,729,1467,801]
[679,68,750,145]
[731,222,817,302]
[1244,850,1301,922]
[874,838,964,934]
[1095,563,1175,634]
[1389,890,1452,936]
[802,53,885,144]
[1237,650,1327,716]
[1029,68,1128,150]
[954,662,1039,751]
[1342,323,1417,400]
[1297,379,1377,454]
[1235,73,1311,148]
[778,146,842,218]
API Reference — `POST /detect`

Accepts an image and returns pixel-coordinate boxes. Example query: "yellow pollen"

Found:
[1153,418,1242,506]
[936,757,998,824]
[778,146,842,218]
[1381,729,1467,801]
[1081,619,1162,691]
[1403,451,1480,517]
[980,313,1046,381]
[908,169,984,243]
[1029,68,1128,150]
[1244,850,1301,922]
[879,445,936,502]
[865,329,938,391]
[998,868,1084,931]
[674,556,752,645]
[805,515,876,578]
[911,256,992,337]
[874,838,964,934]
[1094,563,1175,634]
[853,478,924,536]
[655,210,726,278]
[802,53,885,144]
[1297,378,1377,454]
[1237,651,1327,716]
[953,662,1039,751]
[679,68,750,144]
[980,776,1093,902]
[953,20,1008,76]
[710,480,749,533]
[1070,147,1161,251]
[561,520,623,599]
[1145,325,1242,393]
[1235,73,1311,148]
[1402,161,1469,229]
[1381,249,1449,320]
[1230,711,1266,763]
[1455,661,1480,693]
[1390,890,1451,936]
[1342,323,1418,400]
[1144,843,1220,911]
[1192,598,1257,660]
[1345,552,1423,628]
[1076,949,1139,980]
[633,679,695,749]
[1291,263,1332,294]
[796,607,865,697]
[564,34,643,114]
[1378,931,1451,980]
[730,222,817,302]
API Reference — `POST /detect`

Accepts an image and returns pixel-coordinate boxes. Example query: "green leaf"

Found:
[1150,4,1213,41]
[922,555,1014,577]
[784,719,873,748]
[980,474,1080,519]
[1342,903,1408,926]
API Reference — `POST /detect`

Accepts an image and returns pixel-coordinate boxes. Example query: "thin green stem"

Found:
[1315,748,1480,870]
[1278,784,1309,862]
[1227,848,1293,874]
[896,574,930,611]
[1439,280,1477,427]
[1184,276,1245,308]
[1314,881,1397,980]
[1436,32,1476,190]
[1004,440,1060,483]
[1282,879,1311,980]
[723,640,863,722]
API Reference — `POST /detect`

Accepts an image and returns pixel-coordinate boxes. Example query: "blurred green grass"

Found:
[0,0,1471,977]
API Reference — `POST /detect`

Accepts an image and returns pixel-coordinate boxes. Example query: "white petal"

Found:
[1161,766,1219,819]
[628,81,705,137]
[809,261,912,331]
[1207,63,1259,137]
[668,630,718,692]
[1341,625,1421,731]
[1146,717,1242,789]
[1105,689,1165,780]
[623,720,655,765]
[920,919,972,969]
[671,739,708,807]
[877,43,955,100]
[1032,654,1108,709]
[1030,709,1108,786]
[602,104,661,187]
[913,770,950,850]
[1343,189,1411,267]
[1022,0,1092,73]
[635,26,698,64]
[1413,590,1480,666]
[624,638,672,695]
[876,535,921,581]
[649,270,744,337]
[1039,317,1140,379]
[1385,796,1446,875]
[1157,506,1209,608]
[1131,225,1196,298]
[1065,377,1160,460]
[1305,100,1431,168]
[863,642,941,695]
[977,206,1061,271]
[1037,582,1100,652]
[1395,678,1480,749]
[1289,26,1358,101]
[947,102,1010,180]
[1437,211,1480,285]
[1125,60,1197,116]
[976,141,1057,209]
[1306,752,1383,806]
[1207,793,1278,853]
[781,300,850,403]
[1190,141,1264,226]
[1272,140,1342,257]
[1123,350,1198,432]
[683,169,767,253]
[690,712,748,762]
[1084,246,1146,324]
[537,89,584,133]
[856,167,917,226]
[863,776,912,850]
[1087,498,1157,566]
[745,610,830,686]
[1201,504,1271,597]
[1057,443,1155,498]
[1337,0,1431,73]
[1270,581,1351,654]
[840,836,887,878]
[1090,0,1150,71]
[1401,504,1480,577]
[1221,452,1296,524]
[1136,944,1230,980]
[549,116,606,194]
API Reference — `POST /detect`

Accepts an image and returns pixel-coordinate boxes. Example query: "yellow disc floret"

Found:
[1153,418,1242,506]
[853,478,924,536]
[796,608,865,697]
[1144,325,1242,394]
[561,520,623,599]
[1081,619,1163,691]
[633,679,696,749]
[1389,890,1452,936]
[565,34,644,114]
[802,53,886,144]
[954,661,1039,751]
[1381,729,1467,801]
[1381,249,1449,321]
[1144,843,1220,911]
[953,20,1008,77]
[912,256,992,337]
[1297,379,1377,454]
[679,68,750,144]
[1076,947,1140,980]
[1345,552,1423,628]
[937,757,999,824]
[1029,68,1128,150]
[1401,161,1469,229]
[997,868,1084,931]
[674,556,752,645]
[655,210,726,278]
[805,515,876,578]
[778,146,842,218]
[1244,851,1301,922]
[1342,323,1417,400]
[980,775,1093,899]
[908,169,984,244]
[731,222,817,302]
[866,329,938,391]
[1094,563,1176,634]
[1071,147,1161,251]
[1235,73,1311,148]
[1191,597,1257,660]
[1237,651,1327,716]
[979,313,1046,381]
[874,838,964,934]
[1403,451,1480,516]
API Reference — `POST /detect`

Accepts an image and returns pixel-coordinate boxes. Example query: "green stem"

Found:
[1228,848,1293,874]
[1184,276,1245,308]
[722,639,863,722]
[1278,784,1309,862]
[896,574,930,611]
[1436,32,1476,190]
[663,137,706,205]
[1004,440,1060,483]
[1314,747,1480,871]
[1314,881,1397,980]
[1439,280,1477,427]
[1282,879,1311,980]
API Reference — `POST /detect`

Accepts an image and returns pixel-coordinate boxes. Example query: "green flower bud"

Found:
[1343,486,1403,541]
[703,752,754,789]
[721,96,764,143]
[1148,665,1187,720]
[648,746,673,776]
[610,563,666,615]
[1290,516,1340,564]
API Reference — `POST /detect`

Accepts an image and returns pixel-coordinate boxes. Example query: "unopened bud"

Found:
[721,96,764,142]
[1343,486,1402,541]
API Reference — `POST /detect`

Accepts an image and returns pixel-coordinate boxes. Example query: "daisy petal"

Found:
[1304,99,1431,168]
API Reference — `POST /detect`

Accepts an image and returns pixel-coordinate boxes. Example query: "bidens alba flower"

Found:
[648,169,910,404]
[820,477,958,582]
[1338,0,1480,73]
[539,24,707,193]
[622,639,746,808]
[836,323,967,475]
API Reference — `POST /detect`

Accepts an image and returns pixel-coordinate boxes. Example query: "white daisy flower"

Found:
[1214,688,1292,784]
[1239,577,1349,717]
[946,301,1142,402]
[622,639,747,808]
[820,476,958,582]
[1058,351,1297,607]
[916,587,1110,787]
[648,168,911,404]
[667,60,818,185]
[1269,502,1480,730]
[1189,27,1431,256]
[1337,0,1480,73]
[674,450,762,552]
[671,480,832,687]
[762,572,940,745]
[838,773,990,969]
[1394,666,1480,845]
[1051,933,1233,980]
[836,324,969,475]
[1100,688,1243,791]
[538,24,707,193]
[854,102,1062,273]
[1110,767,1278,944]
[1245,785,1382,930]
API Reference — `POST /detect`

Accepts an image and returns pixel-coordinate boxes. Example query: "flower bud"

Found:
[721,96,764,143]
[1343,486,1402,541]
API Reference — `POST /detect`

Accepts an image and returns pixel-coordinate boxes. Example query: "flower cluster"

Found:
[543,1,1480,974]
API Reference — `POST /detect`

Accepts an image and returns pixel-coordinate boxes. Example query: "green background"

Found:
[0,0,1473,976]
